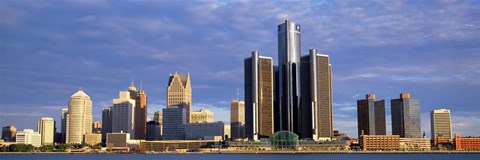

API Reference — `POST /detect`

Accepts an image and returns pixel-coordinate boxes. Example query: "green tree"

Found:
[8,144,34,152]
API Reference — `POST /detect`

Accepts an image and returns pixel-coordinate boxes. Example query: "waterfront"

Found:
[1,153,480,160]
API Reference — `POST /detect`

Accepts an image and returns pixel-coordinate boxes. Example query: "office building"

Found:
[391,93,421,138]
[61,108,68,143]
[66,89,92,144]
[277,20,302,134]
[399,138,431,151]
[112,91,136,139]
[128,80,147,140]
[300,48,333,139]
[16,129,41,147]
[184,121,225,140]
[38,117,55,145]
[356,94,386,136]
[92,121,102,133]
[102,107,112,142]
[230,100,245,139]
[360,134,400,151]
[2,125,16,142]
[84,133,101,145]
[224,124,231,140]
[146,121,162,140]
[191,109,214,123]
[106,132,131,151]
[167,72,192,123]
[454,133,480,151]
[244,51,274,140]
[154,111,162,125]
[163,106,186,140]
[431,109,452,139]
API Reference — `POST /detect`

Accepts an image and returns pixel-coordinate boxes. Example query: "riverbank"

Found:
[2,150,480,154]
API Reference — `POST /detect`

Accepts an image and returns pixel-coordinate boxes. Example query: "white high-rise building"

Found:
[16,129,41,147]
[66,89,93,144]
[431,109,452,139]
[112,91,136,139]
[38,117,55,145]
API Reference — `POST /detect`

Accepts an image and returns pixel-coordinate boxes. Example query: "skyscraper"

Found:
[191,109,214,123]
[66,89,92,144]
[162,106,186,140]
[167,72,192,123]
[2,125,16,142]
[61,108,68,143]
[278,20,302,133]
[128,80,147,140]
[391,93,421,138]
[300,48,333,139]
[154,111,162,125]
[230,100,245,139]
[38,117,55,145]
[244,51,274,140]
[112,91,135,139]
[431,109,452,139]
[101,107,112,142]
[356,94,386,136]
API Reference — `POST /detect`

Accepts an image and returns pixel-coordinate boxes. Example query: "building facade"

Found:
[154,111,162,125]
[391,93,421,138]
[61,108,68,143]
[1,125,16,142]
[190,109,214,123]
[184,121,225,140]
[454,133,480,151]
[431,109,452,139]
[37,117,55,145]
[162,106,186,140]
[244,51,274,140]
[277,20,302,134]
[399,138,431,151]
[112,91,136,139]
[356,94,386,136]
[16,129,41,147]
[66,89,92,144]
[84,133,101,145]
[230,100,245,139]
[300,48,333,139]
[146,121,162,140]
[101,107,112,142]
[92,121,102,133]
[166,73,192,123]
[360,134,400,151]
[128,81,147,140]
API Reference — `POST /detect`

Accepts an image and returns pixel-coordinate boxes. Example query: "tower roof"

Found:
[71,90,90,98]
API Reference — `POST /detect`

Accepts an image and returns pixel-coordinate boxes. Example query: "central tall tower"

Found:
[278,20,301,132]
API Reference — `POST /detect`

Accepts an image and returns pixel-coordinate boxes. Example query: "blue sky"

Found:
[1,0,479,138]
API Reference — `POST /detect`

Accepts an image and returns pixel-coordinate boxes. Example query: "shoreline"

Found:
[1,151,480,155]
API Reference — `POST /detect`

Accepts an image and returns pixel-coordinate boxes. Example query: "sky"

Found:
[1,0,479,138]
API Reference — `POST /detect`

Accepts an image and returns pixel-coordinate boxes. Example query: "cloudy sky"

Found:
[1,0,479,138]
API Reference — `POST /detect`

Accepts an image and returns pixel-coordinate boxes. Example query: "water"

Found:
[1,153,479,160]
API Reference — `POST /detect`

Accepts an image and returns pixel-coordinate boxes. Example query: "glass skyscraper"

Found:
[278,20,302,133]
[391,93,421,138]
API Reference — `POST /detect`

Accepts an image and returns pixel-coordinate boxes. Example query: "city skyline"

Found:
[1,0,480,138]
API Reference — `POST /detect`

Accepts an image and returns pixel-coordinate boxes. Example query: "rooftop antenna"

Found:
[78,86,83,91]
[140,80,143,90]
[131,76,134,86]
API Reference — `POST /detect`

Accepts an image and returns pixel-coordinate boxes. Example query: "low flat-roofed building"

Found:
[184,121,224,140]
[360,134,400,151]
[400,138,431,151]
[140,140,215,152]
[16,129,41,147]
[84,133,102,146]
[227,140,270,151]
[455,133,480,151]
[298,140,350,151]
[106,132,130,151]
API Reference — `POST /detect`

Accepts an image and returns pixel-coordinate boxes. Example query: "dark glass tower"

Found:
[357,94,386,136]
[278,20,301,133]
[391,93,421,138]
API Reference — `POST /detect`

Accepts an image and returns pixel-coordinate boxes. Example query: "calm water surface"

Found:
[1,153,479,160]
